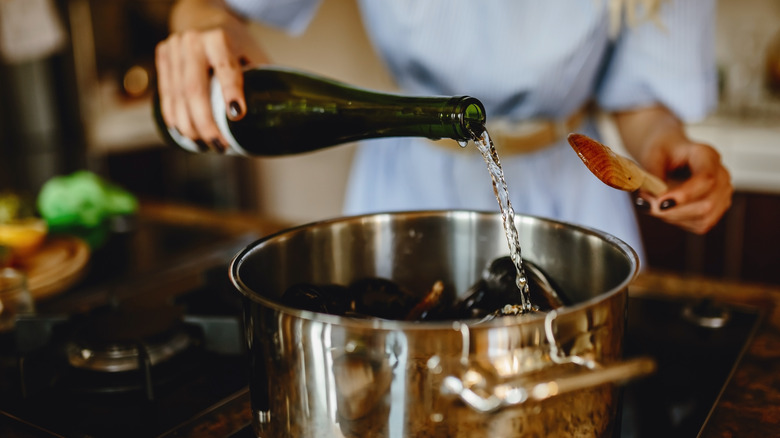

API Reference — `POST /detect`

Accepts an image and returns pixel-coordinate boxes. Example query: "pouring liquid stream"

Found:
[469,129,534,314]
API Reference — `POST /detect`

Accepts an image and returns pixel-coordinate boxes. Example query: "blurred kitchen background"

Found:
[0,0,778,285]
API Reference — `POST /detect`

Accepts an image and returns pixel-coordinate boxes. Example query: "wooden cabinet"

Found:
[639,191,780,286]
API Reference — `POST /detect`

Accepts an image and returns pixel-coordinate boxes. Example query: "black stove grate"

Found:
[1,310,248,438]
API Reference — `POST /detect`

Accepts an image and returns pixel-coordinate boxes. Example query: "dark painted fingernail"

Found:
[634,197,651,212]
[660,199,677,210]
[195,139,210,152]
[228,101,242,119]
[211,138,226,152]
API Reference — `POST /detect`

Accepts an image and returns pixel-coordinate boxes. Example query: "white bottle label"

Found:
[210,77,249,156]
[167,126,200,153]
[165,77,250,156]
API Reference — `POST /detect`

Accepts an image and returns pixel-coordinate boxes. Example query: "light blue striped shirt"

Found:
[225,0,718,259]
[228,0,717,122]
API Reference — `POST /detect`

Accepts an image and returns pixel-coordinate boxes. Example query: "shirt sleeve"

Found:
[596,0,718,122]
[225,0,322,35]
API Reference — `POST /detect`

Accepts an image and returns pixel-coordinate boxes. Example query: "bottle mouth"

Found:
[456,97,487,139]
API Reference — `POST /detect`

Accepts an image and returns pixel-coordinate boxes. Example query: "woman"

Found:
[155,0,733,259]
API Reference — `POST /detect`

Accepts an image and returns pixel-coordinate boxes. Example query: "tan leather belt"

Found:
[428,106,588,155]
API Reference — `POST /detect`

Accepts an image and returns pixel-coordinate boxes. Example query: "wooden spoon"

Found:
[567,133,668,196]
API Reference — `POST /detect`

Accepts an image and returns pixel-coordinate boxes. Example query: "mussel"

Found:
[280,283,353,315]
[279,256,569,321]
[453,256,569,319]
[348,277,419,320]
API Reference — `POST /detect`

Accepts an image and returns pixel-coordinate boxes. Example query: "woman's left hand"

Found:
[614,105,733,234]
[637,138,733,234]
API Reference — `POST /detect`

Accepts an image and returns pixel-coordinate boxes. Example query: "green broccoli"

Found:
[37,171,138,228]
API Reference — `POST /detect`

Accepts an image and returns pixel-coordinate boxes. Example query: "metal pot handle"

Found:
[440,310,656,413]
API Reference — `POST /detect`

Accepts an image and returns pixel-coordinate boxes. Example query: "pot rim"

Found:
[229,209,639,330]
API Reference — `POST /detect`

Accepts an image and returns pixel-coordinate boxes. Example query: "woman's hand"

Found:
[155,0,269,152]
[614,105,733,234]
[637,138,732,234]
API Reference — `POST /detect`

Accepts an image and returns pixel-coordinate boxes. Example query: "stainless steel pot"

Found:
[230,211,650,437]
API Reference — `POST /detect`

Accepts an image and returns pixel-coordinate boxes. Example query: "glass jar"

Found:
[0,268,35,332]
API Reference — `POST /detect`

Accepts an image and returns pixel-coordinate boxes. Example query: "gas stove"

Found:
[618,295,761,437]
[0,261,253,437]
[0,219,762,437]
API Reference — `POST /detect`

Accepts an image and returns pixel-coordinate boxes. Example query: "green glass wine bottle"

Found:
[154,67,486,156]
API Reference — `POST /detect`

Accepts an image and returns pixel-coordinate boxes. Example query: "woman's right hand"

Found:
[155,0,269,152]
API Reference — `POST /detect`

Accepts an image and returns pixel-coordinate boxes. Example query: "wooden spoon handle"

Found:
[613,153,668,196]
[639,170,668,196]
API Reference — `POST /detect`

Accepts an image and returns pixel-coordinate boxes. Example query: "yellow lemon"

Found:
[0,219,48,257]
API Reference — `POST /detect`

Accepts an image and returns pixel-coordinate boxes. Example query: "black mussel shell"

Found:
[454,280,527,319]
[483,256,518,292]
[280,283,353,315]
[451,279,495,320]
[524,260,569,310]
[319,283,355,314]
[484,256,527,306]
[485,256,569,312]
[450,256,571,318]
[450,257,526,319]
[405,280,452,321]
[348,277,418,320]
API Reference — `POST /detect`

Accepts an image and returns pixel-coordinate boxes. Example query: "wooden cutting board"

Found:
[15,236,90,300]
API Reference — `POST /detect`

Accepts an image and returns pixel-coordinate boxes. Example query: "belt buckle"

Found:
[487,118,558,155]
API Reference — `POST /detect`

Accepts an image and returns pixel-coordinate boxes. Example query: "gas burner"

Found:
[65,304,196,373]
